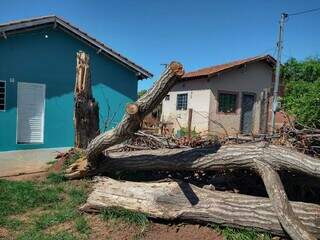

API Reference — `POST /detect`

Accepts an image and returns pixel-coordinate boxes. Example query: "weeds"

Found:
[17,229,77,240]
[46,172,66,183]
[63,150,83,170]
[0,180,61,217]
[212,225,272,240]
[74,216,90,235]
[100,207,149,228]
[34,208,77,229]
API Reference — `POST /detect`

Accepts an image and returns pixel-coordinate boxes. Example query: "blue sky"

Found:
[0,0,319,91]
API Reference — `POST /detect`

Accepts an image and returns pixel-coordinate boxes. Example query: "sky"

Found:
[0,0,319,91]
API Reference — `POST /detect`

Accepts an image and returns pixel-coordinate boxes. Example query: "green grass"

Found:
[63,150,83,170]
[0,179,61,217]
[74,216,90,235]
[34,208,77,230]
[100,207,149,228]
[212,225,272,240]
[0,216,23,230]
[0,178,276,240]
[46,172,66,184]
[0,178,90,239]
[17,229,77,240]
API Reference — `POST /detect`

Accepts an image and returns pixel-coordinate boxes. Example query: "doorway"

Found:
[240,93,255,134]
[17,82,46,144]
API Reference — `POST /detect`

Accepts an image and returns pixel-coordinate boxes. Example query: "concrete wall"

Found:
[0,27,139,151]
[161,78,212,134]
[161,61,273,136]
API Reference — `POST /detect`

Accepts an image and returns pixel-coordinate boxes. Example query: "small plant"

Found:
[63,150,83,169]
[46,172,66,183]
[17,230,77,240]
[100,207,149,228]
[178,127,199,138]
[212,225,272,240]
[34,208,77,230]
[68,188,87,206]
[74,216,90,235]
[0,217,23,230]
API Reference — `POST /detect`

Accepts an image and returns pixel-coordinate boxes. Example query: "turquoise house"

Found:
[0,16,152,152]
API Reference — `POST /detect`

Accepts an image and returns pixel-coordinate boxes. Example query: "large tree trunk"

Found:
[89,143,320,178]
[67,61,184,178]
[75,143,320,239]
[81,177,320,238]
[67,58,320,239]
[74,51,99,149]
[254,160,317,240]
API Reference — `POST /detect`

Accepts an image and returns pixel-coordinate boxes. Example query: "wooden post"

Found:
[259,89,269,134]
[187,108,193,140]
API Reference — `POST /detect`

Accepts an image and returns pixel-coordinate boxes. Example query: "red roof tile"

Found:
[183,55,276,79]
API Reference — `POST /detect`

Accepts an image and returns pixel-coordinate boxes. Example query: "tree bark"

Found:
[254,160,317,240]
[67,61,184,178]
[74,51,99,149]
[87,143,320,178]
[81,177,320,238]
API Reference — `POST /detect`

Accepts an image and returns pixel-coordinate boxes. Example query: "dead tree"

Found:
[81,177,320,238]
[67,61,184,177]
[67,61,320,240]
[74,51,99,148]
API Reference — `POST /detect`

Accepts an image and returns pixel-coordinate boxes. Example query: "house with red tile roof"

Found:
[161,55,284,136]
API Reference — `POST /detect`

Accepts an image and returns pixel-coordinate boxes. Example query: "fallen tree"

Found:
[66,60,320,240]
[66,61,184,178]
[81,177,320,238]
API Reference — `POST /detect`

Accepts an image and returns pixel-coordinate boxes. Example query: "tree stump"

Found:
[74,51,99,149]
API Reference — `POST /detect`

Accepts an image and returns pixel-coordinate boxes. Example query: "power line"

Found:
[287,7,320,17]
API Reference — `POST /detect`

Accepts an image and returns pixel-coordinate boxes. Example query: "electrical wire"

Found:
[287,7,320,17]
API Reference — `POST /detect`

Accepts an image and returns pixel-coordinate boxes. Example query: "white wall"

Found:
[161,78,211,134]
[161,61,273,136]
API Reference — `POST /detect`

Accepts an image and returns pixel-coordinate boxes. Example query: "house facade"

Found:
[0,16,152,152]
[161,55,282,136]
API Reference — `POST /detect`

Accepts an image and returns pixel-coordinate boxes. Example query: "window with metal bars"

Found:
[218,92,237,113]
[176,93,188,110]
[0,81,5,111]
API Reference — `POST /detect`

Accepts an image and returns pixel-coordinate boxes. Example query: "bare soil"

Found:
[87,215,222,240]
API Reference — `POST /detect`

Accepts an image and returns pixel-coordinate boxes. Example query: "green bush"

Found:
[282,57,320,128]
[283,80,320,127]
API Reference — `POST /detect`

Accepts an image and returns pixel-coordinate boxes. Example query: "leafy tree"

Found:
[282,57,320,128]
[138,89,147,99]
[282,57,320,83]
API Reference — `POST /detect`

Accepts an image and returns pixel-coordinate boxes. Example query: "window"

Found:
[176,93,188,110]
[218,92,237,113]
[165,95,170,101]
[0,81,5,111]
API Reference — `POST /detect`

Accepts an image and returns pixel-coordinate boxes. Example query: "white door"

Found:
[17,82,46,144]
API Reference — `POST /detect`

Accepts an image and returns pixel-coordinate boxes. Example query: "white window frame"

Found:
[0,80,6,112]
[176,93,188,110]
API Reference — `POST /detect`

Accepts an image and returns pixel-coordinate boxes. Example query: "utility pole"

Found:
[271,12,288,132]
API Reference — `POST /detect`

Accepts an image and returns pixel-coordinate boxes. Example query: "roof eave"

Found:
[0,15,153,79]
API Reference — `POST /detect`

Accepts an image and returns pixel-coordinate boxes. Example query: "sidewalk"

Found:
[0,148,69,177]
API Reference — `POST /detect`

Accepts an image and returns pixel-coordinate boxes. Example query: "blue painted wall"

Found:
[0,27,138,151]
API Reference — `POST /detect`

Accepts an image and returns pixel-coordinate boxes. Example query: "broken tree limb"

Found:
[254,160,317,240]
[66,62,184,178]
[74,51,99,148]
[88,143,320,178]
[81,177,320,238]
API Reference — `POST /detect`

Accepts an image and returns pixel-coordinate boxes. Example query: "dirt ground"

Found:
[88,215,222,240]
[0,171,223,240]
